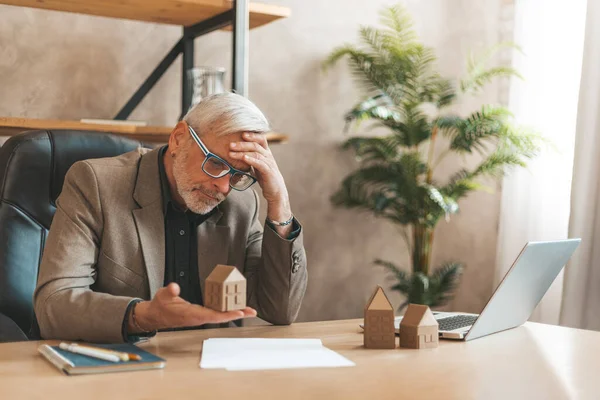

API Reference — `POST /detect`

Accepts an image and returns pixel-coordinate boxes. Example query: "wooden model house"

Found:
[364,285,396,349]
[399,304,439,349]
[204,264,246,312]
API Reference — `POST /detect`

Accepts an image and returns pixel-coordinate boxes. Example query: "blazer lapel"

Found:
[197,208,230,296]
[132,147,165,298]
[132,204,165,298]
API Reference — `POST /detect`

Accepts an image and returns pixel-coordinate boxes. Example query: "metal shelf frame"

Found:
[115,0,249,121]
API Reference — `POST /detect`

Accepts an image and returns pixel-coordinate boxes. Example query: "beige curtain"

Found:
[495,0,586,324]
[560,0,600,331]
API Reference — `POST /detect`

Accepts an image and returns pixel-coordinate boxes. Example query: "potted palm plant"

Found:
[324,4,542,310]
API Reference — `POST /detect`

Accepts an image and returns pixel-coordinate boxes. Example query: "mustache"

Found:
[193,186,225,201]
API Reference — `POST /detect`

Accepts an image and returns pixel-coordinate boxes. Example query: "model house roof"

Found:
[206,264,245,283]
[400,304,438,327]
[365,286,394,311]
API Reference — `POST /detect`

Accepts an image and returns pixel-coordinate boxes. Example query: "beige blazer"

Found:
[34,147,307,343]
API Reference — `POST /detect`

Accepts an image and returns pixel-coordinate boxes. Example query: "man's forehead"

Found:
[200,130,242,147]
[201,133,251,172]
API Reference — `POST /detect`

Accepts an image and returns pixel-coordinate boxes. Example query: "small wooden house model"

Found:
[399,304,439,349]
[364,285,396,349]
[204,264,246,312]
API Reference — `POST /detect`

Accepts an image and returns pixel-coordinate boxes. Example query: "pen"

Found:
[74,344,142,361]
[59,342,120,363]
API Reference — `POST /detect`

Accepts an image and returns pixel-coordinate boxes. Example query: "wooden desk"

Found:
[1,319,598,399]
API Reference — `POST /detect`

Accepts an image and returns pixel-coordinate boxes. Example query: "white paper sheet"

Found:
[200,338,355,371]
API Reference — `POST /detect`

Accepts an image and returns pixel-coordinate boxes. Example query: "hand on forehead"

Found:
[201,131,251,172]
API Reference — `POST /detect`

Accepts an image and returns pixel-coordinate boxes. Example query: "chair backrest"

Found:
[0,130,146,339]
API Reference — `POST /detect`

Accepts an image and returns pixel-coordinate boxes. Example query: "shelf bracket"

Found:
[115,10,239,121]
[232,0,249,97]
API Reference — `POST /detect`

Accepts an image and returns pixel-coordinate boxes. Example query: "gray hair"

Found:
[183,92,270,137]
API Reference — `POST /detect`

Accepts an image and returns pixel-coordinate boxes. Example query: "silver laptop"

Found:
[390,239,581,341]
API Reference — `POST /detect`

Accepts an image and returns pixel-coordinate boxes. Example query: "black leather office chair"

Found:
[0,130,146,342]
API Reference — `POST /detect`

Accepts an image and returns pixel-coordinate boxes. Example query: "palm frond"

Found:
[476,122,544,178]
[375,259,411,294]
[331,164,411,217]
[344,96,433,147]
[428,262,463,306]
[440,169,485,200]
[359,26,390,55]
[342,136,401,163]
[324,4,451,108]
[461,66,522,94]
[442,125,542,199]
[477,41,522,63]
[322,45,364,71]
[432,78,457,108]
[497,123,546,159]
[379,261,463,308]
[344,94,400,129]
[396,105,432,147]
[330,172,385,214]
[423,185,459,222]
[460,42,523,94]
[438,113,543,200]
[378,4,418,48]
[395,151,428,177]
[449,105,513,154]
[323,45,398,98]
[337,151,426,193]
[399,46,439,105]
[332,152,428,224]
[435,115,463,134]
[473,150,526,178]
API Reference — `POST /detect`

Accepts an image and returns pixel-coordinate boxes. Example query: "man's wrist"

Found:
[266,196,292,223]
[127,301,154,333]
[266,214,294,226]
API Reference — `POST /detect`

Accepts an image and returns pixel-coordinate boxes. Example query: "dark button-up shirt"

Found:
[158,146,214,305]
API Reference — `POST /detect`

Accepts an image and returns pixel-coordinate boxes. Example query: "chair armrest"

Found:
[0,312,28,343]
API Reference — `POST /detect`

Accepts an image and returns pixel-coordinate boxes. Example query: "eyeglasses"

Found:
[188,125,257,191]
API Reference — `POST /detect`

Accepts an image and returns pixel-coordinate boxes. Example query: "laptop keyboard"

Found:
[438,315,478,331]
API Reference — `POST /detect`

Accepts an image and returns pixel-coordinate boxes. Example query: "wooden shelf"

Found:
[0,0,290,28]
[0,3,291,144]
[0,117,289,144]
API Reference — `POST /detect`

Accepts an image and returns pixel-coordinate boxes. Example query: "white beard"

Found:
[172,149,225,214]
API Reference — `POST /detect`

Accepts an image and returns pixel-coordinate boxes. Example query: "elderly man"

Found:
[34,93,307,343]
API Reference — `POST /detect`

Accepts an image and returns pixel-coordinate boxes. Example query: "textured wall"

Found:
[0,0,509,321]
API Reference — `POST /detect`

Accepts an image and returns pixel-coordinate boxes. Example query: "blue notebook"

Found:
[38,343,166,375]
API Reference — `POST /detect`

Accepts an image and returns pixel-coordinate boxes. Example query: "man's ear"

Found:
[168,121,188,154]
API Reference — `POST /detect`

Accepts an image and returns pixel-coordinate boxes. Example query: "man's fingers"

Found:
[153,301,258,329]
[235,153,272,174]
[241,307,258,317]
[165,282,180,297]
[230,141,270,156]
[201,306,257,324]
[229,150,276,170]
[214,310,245,323]
[242,132,269,150]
